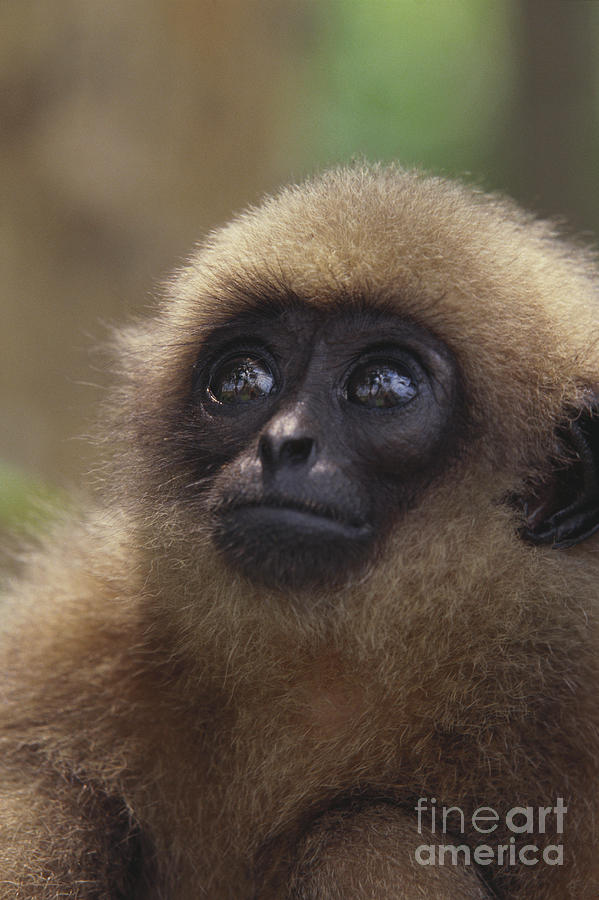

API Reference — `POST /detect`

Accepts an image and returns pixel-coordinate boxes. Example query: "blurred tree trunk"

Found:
[510,0,598,232]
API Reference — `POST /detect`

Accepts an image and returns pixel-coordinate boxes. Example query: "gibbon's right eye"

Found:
[207,355,276,405]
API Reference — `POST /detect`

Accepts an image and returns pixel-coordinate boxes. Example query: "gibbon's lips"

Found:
[226,502,372,541]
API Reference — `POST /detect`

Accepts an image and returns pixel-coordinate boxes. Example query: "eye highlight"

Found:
[208,355,276,404]
[346,361,418,409]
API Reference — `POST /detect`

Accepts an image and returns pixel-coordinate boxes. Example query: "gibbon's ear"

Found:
[522,404,599,549]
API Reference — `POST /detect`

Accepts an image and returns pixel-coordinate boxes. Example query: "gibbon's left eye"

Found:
[208,355,276,404]
[346,360,418,409]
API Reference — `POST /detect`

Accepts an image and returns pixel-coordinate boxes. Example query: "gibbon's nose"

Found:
[258,411,316,471]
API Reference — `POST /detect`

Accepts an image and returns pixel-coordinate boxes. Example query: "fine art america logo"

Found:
[413,797,567,867]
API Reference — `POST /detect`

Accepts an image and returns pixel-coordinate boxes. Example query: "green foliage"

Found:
[304,0,515,177]
[0,462,63,535]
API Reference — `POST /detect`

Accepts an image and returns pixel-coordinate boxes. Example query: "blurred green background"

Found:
[2,0,599,545]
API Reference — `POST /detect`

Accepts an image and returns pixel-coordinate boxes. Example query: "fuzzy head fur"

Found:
[115,164,599,627]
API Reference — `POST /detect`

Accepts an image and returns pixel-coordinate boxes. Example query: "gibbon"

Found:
[2,164,599,899]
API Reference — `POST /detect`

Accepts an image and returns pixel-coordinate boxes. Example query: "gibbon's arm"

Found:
[0,766,142,900]
[282,804,494,900]
[0,523,151,899]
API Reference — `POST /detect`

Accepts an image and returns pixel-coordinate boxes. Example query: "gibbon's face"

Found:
[127,168,599,598]
[188,300,461,590]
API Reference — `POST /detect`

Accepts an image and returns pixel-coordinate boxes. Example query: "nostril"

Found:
[259,434,315,469]
[280,437,314,466]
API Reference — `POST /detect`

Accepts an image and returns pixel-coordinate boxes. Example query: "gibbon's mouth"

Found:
[227,502,372,541]
[212,498,374,590]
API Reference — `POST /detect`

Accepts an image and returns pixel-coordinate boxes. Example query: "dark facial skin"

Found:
[190,301,460,591]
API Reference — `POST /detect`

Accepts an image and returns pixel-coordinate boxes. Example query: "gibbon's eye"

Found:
[208,355,276,404]
[346,360,418,409]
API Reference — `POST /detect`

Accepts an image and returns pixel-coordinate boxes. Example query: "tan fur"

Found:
[2,164,599,898]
